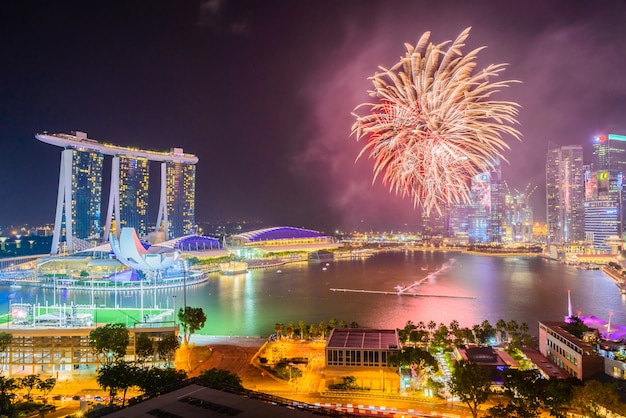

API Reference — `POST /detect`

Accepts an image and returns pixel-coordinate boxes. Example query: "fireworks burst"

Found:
[351,27,521,215]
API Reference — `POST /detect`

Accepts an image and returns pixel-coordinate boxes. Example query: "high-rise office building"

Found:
[584,200,620,251]
[504,184,536,243]
[546,143,585,244]
[591,134,626,238]
[468,172,491,243]
[37,132,198,254]
[489,163,506,243]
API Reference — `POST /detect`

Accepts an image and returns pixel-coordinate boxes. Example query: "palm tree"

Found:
[274,323,284,339]
[496,319,507,343]
[298,320,306,340]
[319,321,328,340]
[308,323,317,339]
[328,318,338,330]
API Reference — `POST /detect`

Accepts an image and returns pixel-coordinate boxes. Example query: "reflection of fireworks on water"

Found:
[351,27,521,215]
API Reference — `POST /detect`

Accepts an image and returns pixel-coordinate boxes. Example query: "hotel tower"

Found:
[36,131,198,254]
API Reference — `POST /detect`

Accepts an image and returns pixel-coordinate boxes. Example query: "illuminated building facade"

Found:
[117,156,150,237]
[591,134,626,240]
[51,147,104,253]
[583,199,619,252]
[546,143,585,244]
[468,172,491,243]
[36,132,198,254]
[489,163,506,243]
[160,161,196,238]
[504,185,535,243]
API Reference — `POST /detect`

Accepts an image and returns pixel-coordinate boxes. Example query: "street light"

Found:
[183,260,187,311]
[94,297,99,325]
[172,295,177,322]
[6,296,13,329]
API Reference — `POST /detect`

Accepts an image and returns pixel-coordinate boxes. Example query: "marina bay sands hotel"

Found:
[36,131,198,254]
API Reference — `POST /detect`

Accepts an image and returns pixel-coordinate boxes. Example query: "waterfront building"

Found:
[160,160,196,238]
[546,143,585,244]
[229,226,339,259]
[468,172,491,243]
[48,146,104,253]
[108,155,150,239]
[591,134,626,240]
[448,204,471,238]
[538,320,604,380]
[36,132,198,253]
[489,170,506,243]
[504,184,536,243]
[584,199,620,252]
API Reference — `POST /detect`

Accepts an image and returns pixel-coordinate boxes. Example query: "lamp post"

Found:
[94,296,99,325]
[6,296,12,329]
[183,260,187,311]
[172,295,177,322]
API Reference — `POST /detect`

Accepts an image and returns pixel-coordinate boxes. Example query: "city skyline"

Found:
[3,1,626,232]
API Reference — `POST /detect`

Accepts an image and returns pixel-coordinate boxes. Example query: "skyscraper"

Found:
[119,156,150,237]
[63,148,104,245]
[592,134,626,238]
[468,172,491,243]
[37,132,198,254]
[161,160,196,238]
[546,143,585,244]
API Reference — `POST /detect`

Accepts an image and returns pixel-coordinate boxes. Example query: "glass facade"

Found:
[69,150,103,239]
[119,156,150,238]
[166,162,196,238]
[545,143,584,244]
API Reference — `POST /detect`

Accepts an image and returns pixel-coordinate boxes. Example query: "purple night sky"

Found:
[2,1,626,233]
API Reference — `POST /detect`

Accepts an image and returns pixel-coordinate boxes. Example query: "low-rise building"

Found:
[538,320,605,380]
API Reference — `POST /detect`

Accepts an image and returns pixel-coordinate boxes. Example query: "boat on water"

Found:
[219,261,248,275]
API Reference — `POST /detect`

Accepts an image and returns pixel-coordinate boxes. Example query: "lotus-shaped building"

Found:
[110,227,181,272]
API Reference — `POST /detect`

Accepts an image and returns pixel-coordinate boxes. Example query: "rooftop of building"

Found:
[233,226,329,243]
[326,328,399,350]
[100,380,345,418]
[539,320,597,354]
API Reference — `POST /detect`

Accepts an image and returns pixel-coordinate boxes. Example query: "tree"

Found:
[199,368,243,389]
[0,375,19,416]
[573,380,621,417]
[178,307,206,347]
[328,318,338,330]
[274,322,284,339]
[318,321,328,340]
[298,320,306,340]
[540,377,575,418]
[89,323,130,365]
[494,368,543,418]
[449,360,491,418]
[496,319,507,343]
[157,334,180,366]
[135,332,155,364]
[137,367,187,394]
[36,377,56,404]
[96,361,138,407]
[20,374,41,401]
[399,320,416,344]
[387,346,438,390]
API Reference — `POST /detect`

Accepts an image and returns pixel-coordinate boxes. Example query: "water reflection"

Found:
[1,251,625,337]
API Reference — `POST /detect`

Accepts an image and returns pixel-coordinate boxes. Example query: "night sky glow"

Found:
[2,1,626,232]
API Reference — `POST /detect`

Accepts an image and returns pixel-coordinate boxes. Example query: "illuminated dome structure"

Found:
[229,226,339,258]
[110,227,181,272]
